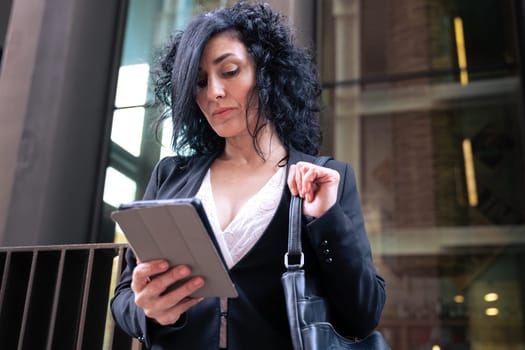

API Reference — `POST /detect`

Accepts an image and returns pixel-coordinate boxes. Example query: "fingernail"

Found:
[159,261,168,269]
[178,266,190,276]
[192,278,204,287]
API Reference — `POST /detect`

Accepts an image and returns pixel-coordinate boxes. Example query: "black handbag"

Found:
[281,158,391,350]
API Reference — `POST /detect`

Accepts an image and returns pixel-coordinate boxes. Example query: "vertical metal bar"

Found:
[0,251,12,316]
[45,249,66,350]
[114,246,126,289]
[75,248,95,350]
[17,250,38,350]
[104,246,126,349]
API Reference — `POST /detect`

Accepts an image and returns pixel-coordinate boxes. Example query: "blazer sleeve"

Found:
[109,158,187,348]
[305,161,386,338]
[110,249,154,347]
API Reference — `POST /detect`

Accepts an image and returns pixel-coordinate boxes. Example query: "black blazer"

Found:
[110,148,386,350]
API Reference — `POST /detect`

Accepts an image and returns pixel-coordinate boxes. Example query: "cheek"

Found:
[241,75,257,106]
[243,86,258,111]
[195,93,207,114]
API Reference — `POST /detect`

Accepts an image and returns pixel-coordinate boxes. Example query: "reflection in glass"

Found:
[110,107,145,157]
[320,0,524,348]
[114,63,149,108]
[102,167,137,208]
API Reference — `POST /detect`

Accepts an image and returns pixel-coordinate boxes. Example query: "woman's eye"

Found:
[197,79,207,88]
[223,68,239,78]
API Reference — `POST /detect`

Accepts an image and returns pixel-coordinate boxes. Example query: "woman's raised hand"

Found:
[287,161,340,218]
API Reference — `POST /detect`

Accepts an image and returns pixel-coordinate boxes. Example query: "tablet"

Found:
[111,198,238,298]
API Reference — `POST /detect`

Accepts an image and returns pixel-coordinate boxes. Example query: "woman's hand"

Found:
[287,161,340,218]
[131,260,205,325]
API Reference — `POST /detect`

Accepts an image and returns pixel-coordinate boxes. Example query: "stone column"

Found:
[387,0,436,227]
[0,0,128,245]
[333,0,361,178]
[266,0,316,49]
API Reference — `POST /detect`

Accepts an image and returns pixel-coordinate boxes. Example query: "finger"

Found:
[171,296,204,317]
[292,164,313,201]
[152,276,205,315]
[132,260,169,292]
[144,265,192,296]
[175,276,204,300]
[301,167,316,197]
[154,296,205,325]
[287,164,299,195]
[175,296,205,314]
[137,260,170,278]
[295,165,304,197]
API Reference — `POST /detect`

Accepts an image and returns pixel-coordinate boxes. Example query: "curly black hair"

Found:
[153,1,322,157]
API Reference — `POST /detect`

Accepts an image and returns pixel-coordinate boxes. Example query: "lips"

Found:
[212,107,234,118]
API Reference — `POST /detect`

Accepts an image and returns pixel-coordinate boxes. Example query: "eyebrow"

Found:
[213,52,234,65]
[198,53,235,72]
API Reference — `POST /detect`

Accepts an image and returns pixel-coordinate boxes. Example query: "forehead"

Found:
[199,31,249,64]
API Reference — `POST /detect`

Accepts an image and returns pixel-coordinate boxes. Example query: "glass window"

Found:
[320,0,525,348]
[110,107,145,157]
[103,167,137,209]
[99,0,238,243]
[0,0,13,74]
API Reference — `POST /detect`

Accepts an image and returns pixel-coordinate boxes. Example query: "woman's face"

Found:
[195,31,258,139]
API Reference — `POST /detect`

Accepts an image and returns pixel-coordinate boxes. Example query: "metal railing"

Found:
[0,243,138,350]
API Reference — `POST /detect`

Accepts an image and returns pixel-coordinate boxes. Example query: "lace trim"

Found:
[196,166,285,268]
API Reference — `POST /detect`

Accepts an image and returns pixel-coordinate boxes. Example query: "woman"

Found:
[110,2,386,349]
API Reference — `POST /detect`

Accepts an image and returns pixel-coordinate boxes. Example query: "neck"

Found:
[221,125,286,166]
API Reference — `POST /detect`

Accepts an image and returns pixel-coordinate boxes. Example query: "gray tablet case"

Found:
[111,198,238,298]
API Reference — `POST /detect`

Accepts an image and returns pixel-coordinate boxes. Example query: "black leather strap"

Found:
[285,156,332,270]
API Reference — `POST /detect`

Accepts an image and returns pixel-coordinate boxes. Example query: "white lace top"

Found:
[196,166,286,268]
[195,166,286,348]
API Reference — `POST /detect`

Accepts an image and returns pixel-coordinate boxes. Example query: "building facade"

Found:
[1,0,524,349]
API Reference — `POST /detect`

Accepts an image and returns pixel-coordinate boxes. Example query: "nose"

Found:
[207,76,225,101]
